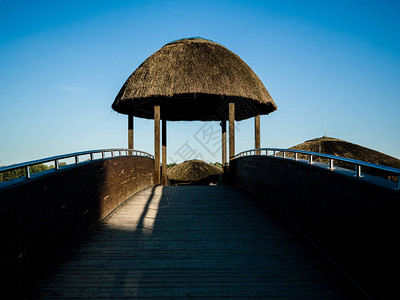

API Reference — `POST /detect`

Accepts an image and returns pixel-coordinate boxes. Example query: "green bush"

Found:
[0,162,67,182]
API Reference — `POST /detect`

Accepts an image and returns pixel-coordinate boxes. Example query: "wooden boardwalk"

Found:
[34,186,365,299]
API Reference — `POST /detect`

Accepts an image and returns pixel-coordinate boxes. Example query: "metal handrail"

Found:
[0,149,154,180]
[232,148,400,190]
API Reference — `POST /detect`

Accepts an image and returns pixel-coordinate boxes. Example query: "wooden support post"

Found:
[255,114,260,155]
[229,102,235,161]
[154,106,160,185]
[162,119,167,185]
[221,120,227,166]
[128,114,134,153]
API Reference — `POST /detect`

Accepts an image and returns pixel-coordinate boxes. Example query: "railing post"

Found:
[294,153,298,161]
[25,166,31,179]
[75,156,79,165]
[309,154,313,164]
[111,151,114,158]
[102,151,105,159]
[55,160,59,170]
[273,150,276,157]
[283,151,286,159]
[90,153,94,161]
[356,164,363,178]
[328,159,335,170]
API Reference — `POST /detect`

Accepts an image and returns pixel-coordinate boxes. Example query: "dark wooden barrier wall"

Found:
[0,156,154,300]
[231,156,400,299]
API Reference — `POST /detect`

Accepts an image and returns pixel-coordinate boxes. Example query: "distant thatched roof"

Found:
[112,37,277,121]
[290,136,400,169]
[167,159,222,184]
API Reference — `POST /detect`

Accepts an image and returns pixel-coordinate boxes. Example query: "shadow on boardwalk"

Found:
[33,186,366,299]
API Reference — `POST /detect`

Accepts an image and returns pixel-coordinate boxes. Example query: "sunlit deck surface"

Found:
[34,186,364,299]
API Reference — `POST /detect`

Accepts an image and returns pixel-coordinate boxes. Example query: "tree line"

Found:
[166,162,222,169]
[0,163,66,182]
[2,160,223,182]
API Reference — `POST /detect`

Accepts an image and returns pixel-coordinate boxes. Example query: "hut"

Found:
[167,160,223,185]
[289,136,400,179]
[112,37,277,184]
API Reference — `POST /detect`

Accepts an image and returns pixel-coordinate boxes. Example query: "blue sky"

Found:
[1,0,399,165]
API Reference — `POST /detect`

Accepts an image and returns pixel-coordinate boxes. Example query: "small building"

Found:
[112,37,277,184]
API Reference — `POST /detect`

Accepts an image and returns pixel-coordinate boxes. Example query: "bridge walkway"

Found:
[33,186,364,299]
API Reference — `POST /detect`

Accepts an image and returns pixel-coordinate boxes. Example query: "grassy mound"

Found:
[167,160,223,185]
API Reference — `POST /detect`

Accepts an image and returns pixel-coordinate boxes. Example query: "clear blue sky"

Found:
[1,0,399,165]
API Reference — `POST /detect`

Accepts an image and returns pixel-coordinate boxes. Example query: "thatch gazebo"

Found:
[112,37,277,184]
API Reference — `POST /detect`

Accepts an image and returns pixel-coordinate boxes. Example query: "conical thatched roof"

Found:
[112,37,277,121]
[288,136,400,179]
[290,136,400,169]
[167,159,223,185]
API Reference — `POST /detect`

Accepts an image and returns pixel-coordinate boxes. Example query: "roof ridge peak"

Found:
[165,37,220,46]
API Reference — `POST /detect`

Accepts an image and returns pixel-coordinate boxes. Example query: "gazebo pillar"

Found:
[128,114,134,152]
[255,114,260,154]
[229,102,235,161]
[154,106,160,185]
[221,120,227,166]
[162,119,167,185]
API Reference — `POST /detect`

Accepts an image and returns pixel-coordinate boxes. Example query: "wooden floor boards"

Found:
[33,186,365,299]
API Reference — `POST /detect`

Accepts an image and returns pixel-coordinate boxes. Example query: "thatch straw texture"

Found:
[112,38,277,121]
[167,159,222,185]
[290,136,400,168]
[287,136,400,179]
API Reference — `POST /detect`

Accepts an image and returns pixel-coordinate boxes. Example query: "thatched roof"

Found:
[290,136,400,169]
[112,37,277,121]
[167,159,222,185]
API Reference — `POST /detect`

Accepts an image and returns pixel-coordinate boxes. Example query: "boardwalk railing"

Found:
[233,148,400,190]
[0,149,154,181]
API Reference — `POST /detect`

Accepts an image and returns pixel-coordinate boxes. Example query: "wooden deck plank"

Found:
[33,186,365,299]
